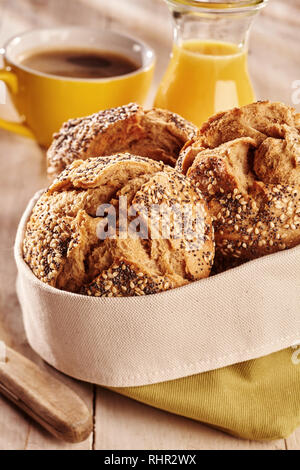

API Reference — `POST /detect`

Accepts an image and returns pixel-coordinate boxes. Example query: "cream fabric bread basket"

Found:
[15,191,300,388]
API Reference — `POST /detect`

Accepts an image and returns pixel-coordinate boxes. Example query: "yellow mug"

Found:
[0,27,155,147]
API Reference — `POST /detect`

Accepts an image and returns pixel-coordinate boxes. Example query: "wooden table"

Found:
[0,0,299,450]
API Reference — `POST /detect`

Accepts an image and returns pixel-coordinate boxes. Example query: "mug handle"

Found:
[0,68,35,139]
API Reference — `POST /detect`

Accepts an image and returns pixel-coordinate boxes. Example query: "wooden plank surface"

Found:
[0,0,299,450]
[94,388,286,450]
[286,428,300,450]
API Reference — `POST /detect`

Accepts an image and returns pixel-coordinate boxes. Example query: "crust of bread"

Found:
[199,101,299,148]
[24,153,214,296]
[178,101,300,269]
[47,103,197,179]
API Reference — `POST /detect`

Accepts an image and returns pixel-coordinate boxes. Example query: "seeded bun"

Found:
[176,101,300,270]
[24,154,214,296]
[47,103,197,180]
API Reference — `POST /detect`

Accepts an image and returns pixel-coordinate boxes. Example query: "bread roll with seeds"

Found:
[47,103,197,179]
[176,101,300,270]
[198,100,300,149]
[24,153,214,296]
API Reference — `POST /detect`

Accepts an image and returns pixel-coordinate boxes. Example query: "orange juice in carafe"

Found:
[154,39,255,127]
[155,0,268,127]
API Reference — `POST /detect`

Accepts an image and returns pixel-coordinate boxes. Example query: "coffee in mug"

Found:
[20,48,139,79]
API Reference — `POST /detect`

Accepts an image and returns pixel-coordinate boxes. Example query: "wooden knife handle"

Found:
[0,343,93,443]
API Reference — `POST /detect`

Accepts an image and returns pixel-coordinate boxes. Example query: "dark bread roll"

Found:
[24,154,214,296]
[176,101,300,270]
[47,103,197,179]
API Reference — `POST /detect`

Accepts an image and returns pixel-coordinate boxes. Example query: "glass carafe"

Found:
[155,0,268,127]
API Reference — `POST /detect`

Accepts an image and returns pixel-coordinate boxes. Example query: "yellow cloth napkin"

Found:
[115,348,300,440]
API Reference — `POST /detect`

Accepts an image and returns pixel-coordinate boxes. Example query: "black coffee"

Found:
[20,47,139,78]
